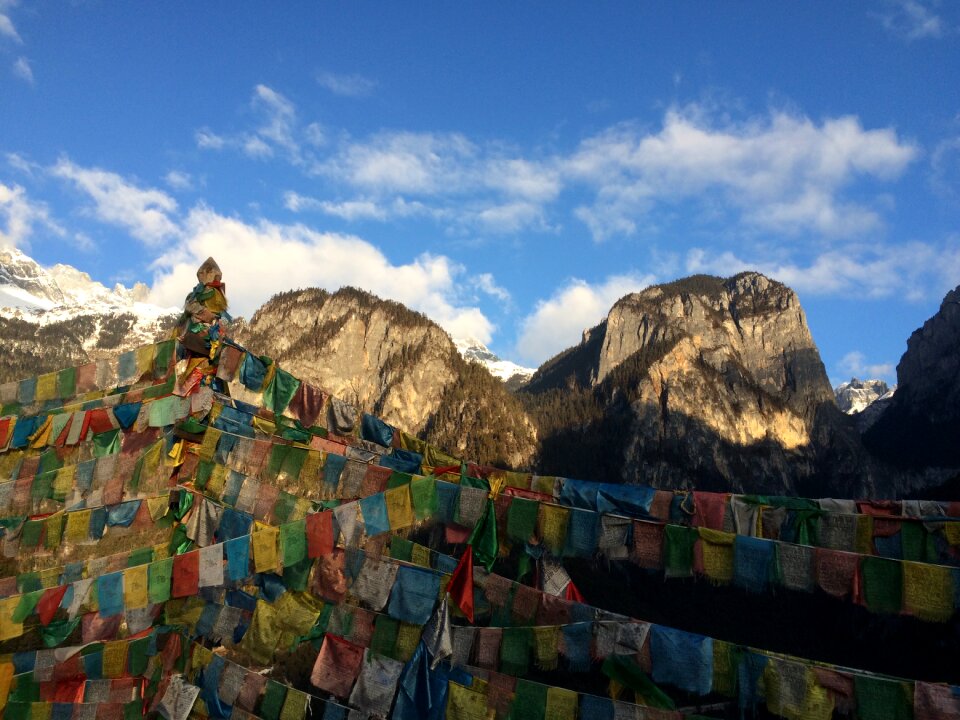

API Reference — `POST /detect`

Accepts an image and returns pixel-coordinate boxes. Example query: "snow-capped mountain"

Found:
[0,246,179,381]
[834,377,895,414]
[453,336,536,388]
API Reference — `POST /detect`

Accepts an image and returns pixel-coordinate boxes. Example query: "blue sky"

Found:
[1,2,959,384]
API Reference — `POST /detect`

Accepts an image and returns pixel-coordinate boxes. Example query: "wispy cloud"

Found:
[51,158,180,245]
[0,182,64,250]
[11,55,32,84]
[0,0,22,44]
[837,351,895,383]
[685,240,960,302]
[566,108,917,240]
[195,128,226,150]
[874,0,945,40]
[164,170,193,191]
[516,273,656,364]
[316,70,376,98]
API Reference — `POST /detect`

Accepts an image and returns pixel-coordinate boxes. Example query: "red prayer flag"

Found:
[306,511,334,558]
[85,408,116,435]
[0,417,12,448]
[310,634,364,698]
[564,580,585,603]
[38,585,69,626]
[172,551,200,598]
[447,545,475,623]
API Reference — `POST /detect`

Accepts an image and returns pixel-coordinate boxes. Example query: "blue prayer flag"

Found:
[225,537,250,582]
[388,566,441,624]
[650,625,713,696]
[97,572,125,618]
[360,493,390,537]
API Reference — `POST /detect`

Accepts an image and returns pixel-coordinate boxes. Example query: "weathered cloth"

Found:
[663,525,697,578]
[387,565,440,624]
[861,557,902,615]
[902,561,955,622]
[348,650,404,716]
[350,555,399,611]
[650,625,713,696]
[814,549,859,600]
[777,543,815,593]
[632,521,664,569]
[733,535,774,592]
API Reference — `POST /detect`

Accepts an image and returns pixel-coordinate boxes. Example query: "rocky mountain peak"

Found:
[834,378,893,414]
[0,245,65,308]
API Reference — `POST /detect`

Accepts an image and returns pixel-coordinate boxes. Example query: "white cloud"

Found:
[242,136,273,159]
[12,56,32,84]
[0,182,63,249]
[875,0,944,40]
[6,152,36,175]
[471,273,511,304]
[566,108,917,240]
[931,136,960,200]
[147,208,495,343]
[516,273,656,364]
[195,128,226,150]
[164,170,193,191]
[51,158,180,245]
[250,84,300,160]
[0,0,21,44]
[316,70,376,98]
[685,241,960,302]
[837,351,895,382]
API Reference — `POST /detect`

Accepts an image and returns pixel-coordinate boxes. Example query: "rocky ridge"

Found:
[834,378,894,414]
[230,287,538,469]
[520,273,878,496]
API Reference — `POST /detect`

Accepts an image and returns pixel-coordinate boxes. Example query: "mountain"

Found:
[864,283,960,472]
[452,336,535,390]
[834,378,894,414]
[0,246,179,382]
[230,287,538,468]
[518,272,878,496]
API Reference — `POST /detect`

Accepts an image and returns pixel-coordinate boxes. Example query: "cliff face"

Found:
[230,287,538,469]
[865,284,960,471]
[522,273,875,496]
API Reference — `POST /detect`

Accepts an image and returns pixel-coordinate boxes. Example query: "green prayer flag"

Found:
[410,477,439,520]
[469,498,499,572]
[281,519,307,567]
[387,471,412,489]
[500,627,532,676]
[507,497,538,543]
[259,679,287,720]
[663,525,697,578]
[153,339,175,379]
[601,654,677,710]
[370,615,400,659]
[128,636,150,676]
[273,491,298,524]
[854,676,913,720]
[194,459,214,490]
[93,428,122,457]
[148,557,173,603]
[510,679,547,720]
[13,590,42,623]
[41,617,80,648]
[862,557,903,615]
[57,366,77,398]
[263,367,301,416]
[20,520,44,549]
[390,536,414,562]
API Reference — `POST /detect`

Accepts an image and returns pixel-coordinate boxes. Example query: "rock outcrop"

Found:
[231,287,538,469]
[521,273,876,496]
[834,378,894,415]
[865,284,960,471]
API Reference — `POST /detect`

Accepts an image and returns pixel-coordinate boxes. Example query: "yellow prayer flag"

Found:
[944,522,960,546]
[300,450,322,484]
[385,486,414,530]
[446,681,490,720]
[147,495,170,521]
[274,592,324,637]
[38,568,60,590]
[36,373,57,402]
[65,509,92,543]
[124,564,149,609]
[166,439,186,467]
[411,543,432,568]
[539,504,569,553]
[30,701,52,720]
[198,427,221,462]
[136,345,154,376]
[531,475,554,495]
[533,626,560,671]
[44,514,64,551]
[396,622,423,662]
[545,686,578,720]
[102,640,128,678]
[698,527,734,583]
[252,416,277,437]
[290,498,313,522]
[192,643,214,673]
[903,561,954,622]
[252,526,280,574]
[52,466,75,501]
[29,416,53,448]
[207,463,227,498]
[0,598,23,642]
[0,661,13,711]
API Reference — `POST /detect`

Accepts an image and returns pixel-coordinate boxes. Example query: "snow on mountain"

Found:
[453,336,536,386]
[0,246,179,353]
[834,377,895,414]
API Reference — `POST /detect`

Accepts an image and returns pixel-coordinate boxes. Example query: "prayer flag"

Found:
[446,545,475,623]
[172,551,200,598]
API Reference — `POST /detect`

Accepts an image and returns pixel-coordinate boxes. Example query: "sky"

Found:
[1,1,959,385]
